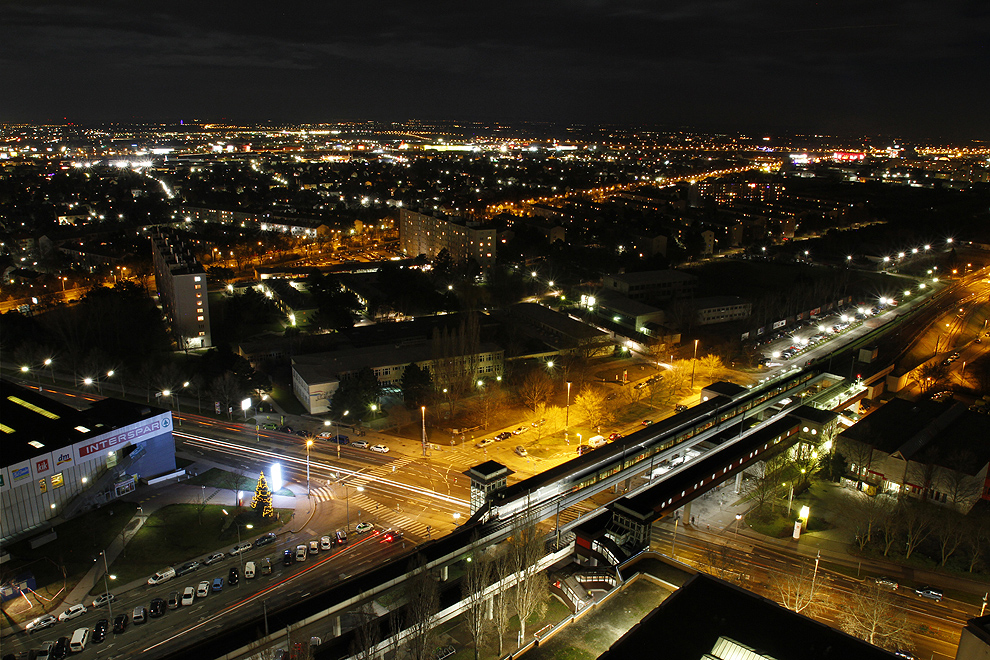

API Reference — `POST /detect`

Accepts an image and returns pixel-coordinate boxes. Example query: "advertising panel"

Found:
[9,461,32,486]
[73,412,172,464]
[31,452,55,479]
[0,466,9,493]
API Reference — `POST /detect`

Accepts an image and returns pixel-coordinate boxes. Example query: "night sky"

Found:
[2,0,988,138]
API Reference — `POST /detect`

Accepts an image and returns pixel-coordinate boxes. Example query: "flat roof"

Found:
[605,269,697,286]
[838,398,990,474]
[1,380,168,467]
[599,573,897,660]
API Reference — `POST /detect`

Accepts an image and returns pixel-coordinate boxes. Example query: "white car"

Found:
[91,593,116,608]
[182,586,196,606]
[513,426,528,435]
[355,522,374,534]
[370,444,389,453]
[58,604,87,622]
[351,440,370,449]
[26,614,57,633]
[196,581,211,597]
[320,535,333,550]
[230,542,252,555]
[475,438,494,449]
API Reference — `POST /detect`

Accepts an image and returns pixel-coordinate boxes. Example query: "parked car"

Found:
[576,444,592,456]
[149,598,166,618]
[26,614,57,633]
[308,540,319,555]
[514,446,528,457]
[513,426,528,435]
[254,532,277,548]
[203,552,225,565]
[51,637,69,660]
[295,545,308,562]
[355,522,374,534]
[244,561,256,579]
[320,535,333,550]
[58,604,88,622]
[167,591,180,609]
[675,404,688,413]
[112,613,129,633]
[283,549,295,566]
[914,586,943,601]
[230,541,252,555]
[351,440,370,449]
[132,606,147,625]
[92,618,109,643]
[495,431,512,441]
[607,433,622,441]
[92,593,116,608]
[475,438,494,449]
[531,419,546,427]
[370,444,389,453]
[176,560,201,576]
[641,419,653,426]
[260,558,273,575]
[335,529,348,545]
[211,578,224,593]
[181,587,195,606]
[196,581,211,598]
[228,567,239,586]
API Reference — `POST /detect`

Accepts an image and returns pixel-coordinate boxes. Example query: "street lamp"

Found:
[97,551,116,632]
[565,381,572,442]
[44,358,54,383]
[222,509,252,578]
[421,406,427,457]
[734,513,742,538]
[306,439,313,496]
[690,339,699,391]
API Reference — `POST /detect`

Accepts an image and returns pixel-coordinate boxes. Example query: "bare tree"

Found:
[349,603,380,660]
[700,353,726,383]
[878,505,901,557]
[770,559,826,615]
[839,438,875,481]
[518,370,554,413]
[462,546,493,660]
[573,385,613,433]
[490,547,513,657]
[703,541,738,583]
[901,500,937,560]
[404,556,439,660]
[839,582,911,651]
[210,372,243,421]
[933,511,966,567]
[430,314,481,420]
[849,493,896,550]
[510,513,548,646]
[965,511,990,572]
[751,453,788,514]
[935,455,984,508]
[914,361,949,394]
[473,383,507,430]
[530,404,564,443]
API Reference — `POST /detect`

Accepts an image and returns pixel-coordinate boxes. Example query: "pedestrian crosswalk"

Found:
[310,486,336,503]
[347,493,432,539]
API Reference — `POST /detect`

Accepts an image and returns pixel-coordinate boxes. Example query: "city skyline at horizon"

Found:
[2,0,988,140]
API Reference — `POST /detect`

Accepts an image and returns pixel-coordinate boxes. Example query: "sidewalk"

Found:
[54,460,312,613]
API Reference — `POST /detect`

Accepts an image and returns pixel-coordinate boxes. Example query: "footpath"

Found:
[3,459,312,638]
[656,478,990,600]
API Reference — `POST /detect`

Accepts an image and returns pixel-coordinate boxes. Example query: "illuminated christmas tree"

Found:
[251,472,275,518]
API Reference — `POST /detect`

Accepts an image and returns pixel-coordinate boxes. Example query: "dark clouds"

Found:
[2,0,987,137]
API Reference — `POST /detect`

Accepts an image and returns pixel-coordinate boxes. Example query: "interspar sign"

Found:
[74,413,172,462]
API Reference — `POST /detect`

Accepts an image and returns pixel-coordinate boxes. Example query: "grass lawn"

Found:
[187,467,294,497]
[2,500,137,590]
[100,503,291,591]
[271,383,307,415]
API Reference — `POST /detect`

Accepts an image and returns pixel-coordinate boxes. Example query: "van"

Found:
[147,567,175,586]
[244,561,256,579]
[588,435,607,448]
[69,627,90,652]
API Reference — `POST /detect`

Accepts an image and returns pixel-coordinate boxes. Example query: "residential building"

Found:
[693,296,752,326]
[398,208,496,270]
[150,228,212,349]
